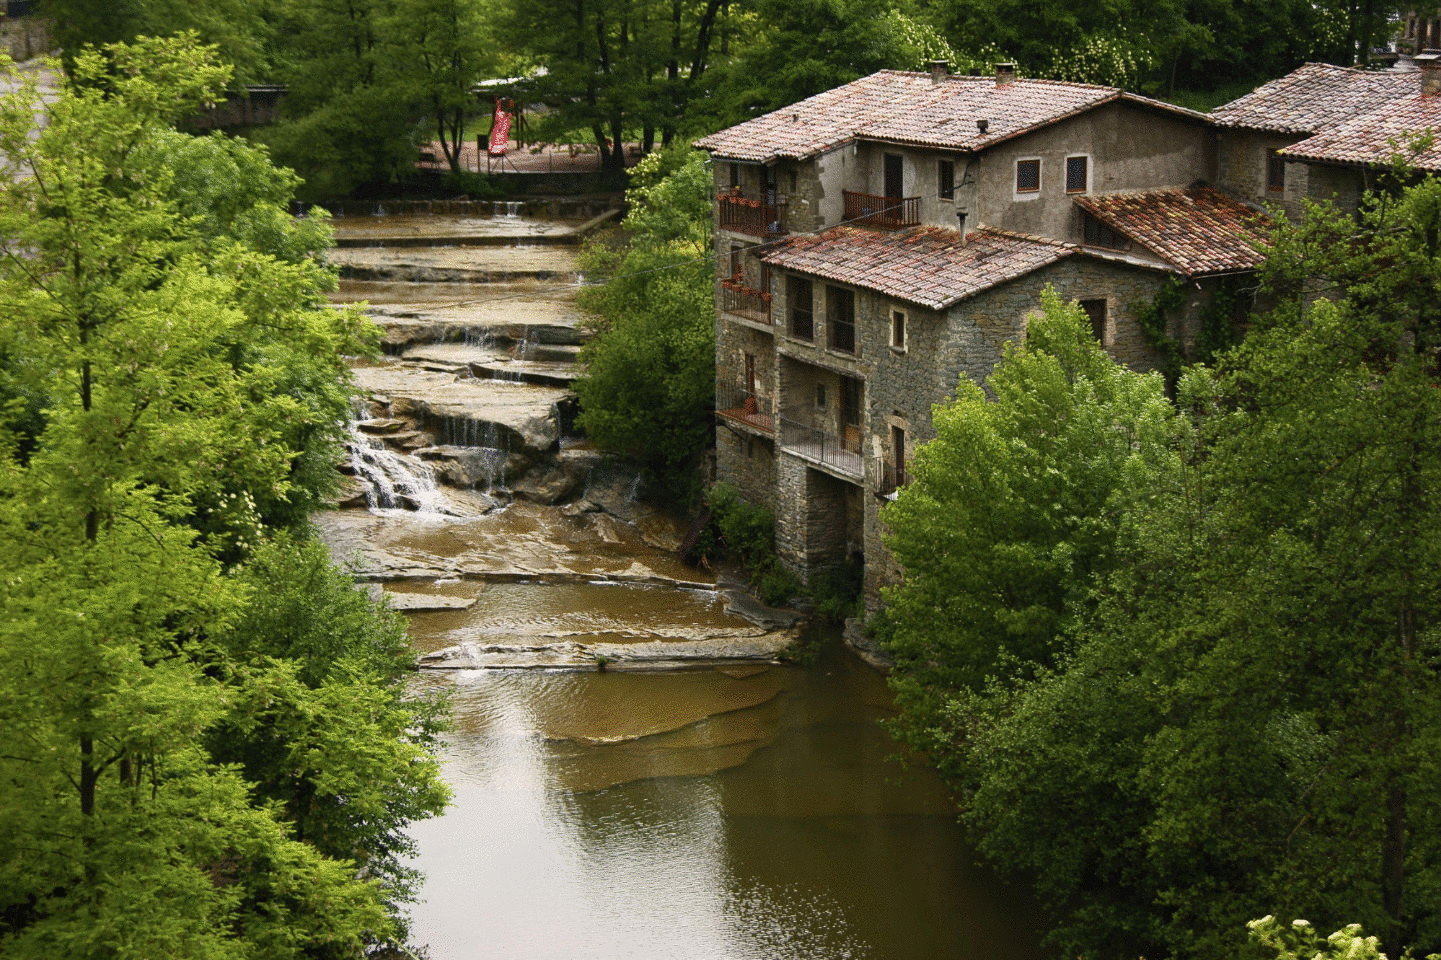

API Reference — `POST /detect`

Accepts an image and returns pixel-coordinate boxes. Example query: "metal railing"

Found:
[880,459,911,495]
[715,378,775,435]
[842,190,920,229]
[778,416,864,480]
[717,192,785,237]
[719,279,772,324]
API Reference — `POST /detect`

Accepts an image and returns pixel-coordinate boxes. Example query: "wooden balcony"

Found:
[779,415,863,481]
[842,190,920,229]
[719,279,772,324]
[717,192,784,237]
[716,379,775,435]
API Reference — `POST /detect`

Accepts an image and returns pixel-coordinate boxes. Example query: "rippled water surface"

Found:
[404,643,1045,960]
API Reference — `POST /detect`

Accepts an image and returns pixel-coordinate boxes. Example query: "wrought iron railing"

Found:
[778,416,864,480]
[880,458,911,495]
[715,378,775,435]
[719,279,772,324]
[842,189,920,228]
[717,193,785,237]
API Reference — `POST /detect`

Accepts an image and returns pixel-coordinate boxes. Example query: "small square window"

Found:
[891,309,906,351]
[1065,156,1088,193]
[1016,158,1040,193]
[1266,149,1285,192]
[939,160,955,200]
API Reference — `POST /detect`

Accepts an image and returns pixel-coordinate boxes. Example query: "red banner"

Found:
[488,100,512,156]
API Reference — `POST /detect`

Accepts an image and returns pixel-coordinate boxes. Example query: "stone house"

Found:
[1211,55,1441,216]
[694,63,1284,607]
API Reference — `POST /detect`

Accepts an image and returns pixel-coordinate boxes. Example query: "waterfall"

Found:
[348,423,449,515]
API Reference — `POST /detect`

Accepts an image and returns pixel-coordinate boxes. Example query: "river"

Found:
[322,207,1046,960]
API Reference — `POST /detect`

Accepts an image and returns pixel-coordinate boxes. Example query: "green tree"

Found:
[507,0,733,173]
[264,0,425,199]
[695,0,958,126]
[948,180,1441,960]
[573,146,714,501]
[389,0,496,174]
[879,289,1177,774]
[0,38,445,956]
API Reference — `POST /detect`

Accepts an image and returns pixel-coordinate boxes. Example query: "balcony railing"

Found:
[880,459,911,496]
[779,415,864,480]
[718,192,785,237]
[716,379,775,435]
[719,279,772,324]
[843,190,920,229]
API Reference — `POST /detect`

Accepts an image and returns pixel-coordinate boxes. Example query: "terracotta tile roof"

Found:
[758,225,1073,310]
[694,70,1205,163]
[1283,94,1441,172]
[1210,62,1414,135]
[1073,188,1269,276]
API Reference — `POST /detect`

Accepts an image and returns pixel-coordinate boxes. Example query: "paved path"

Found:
[417,139,648,175]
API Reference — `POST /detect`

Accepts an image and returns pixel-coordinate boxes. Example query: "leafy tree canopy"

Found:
[881,177,1441,960]
[573,145,714,502]
[0,37,445,957]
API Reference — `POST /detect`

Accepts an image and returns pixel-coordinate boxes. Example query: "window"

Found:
[729,243,744,280]
[826,285,856,354]
[789,169,798,192]
[1083,213,1128,251]
[890,309,906,351]
[938,160,955,200]
[1267,149,1285,193]
[892,425,908,488]
[841,377,862,427]
[884,153,903,199]
[729,162,740,189]
[1079,299,1107,343]
[1065,155,1088,193]
[815,383,827,409]
[1016,158,1040,193]
[788,276,814,340]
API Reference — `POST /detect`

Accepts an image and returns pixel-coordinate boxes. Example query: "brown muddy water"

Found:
[324,211,1047,959]
[401,641,1046,960]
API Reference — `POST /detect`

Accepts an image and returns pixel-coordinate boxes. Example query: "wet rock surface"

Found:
[325,212,807,672]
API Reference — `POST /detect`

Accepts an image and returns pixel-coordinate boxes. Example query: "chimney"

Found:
[976,118,989,135]
[995,62,1016,86]
[956,208,968,246]
[929,59,950,84]
[1420,50,1441,96]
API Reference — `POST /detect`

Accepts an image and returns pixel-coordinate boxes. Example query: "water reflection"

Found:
[404,645,1044,960]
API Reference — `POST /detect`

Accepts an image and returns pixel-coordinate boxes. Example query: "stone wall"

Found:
[715,427,775,509]
[978,100,1216,241]
[0,16,50,61]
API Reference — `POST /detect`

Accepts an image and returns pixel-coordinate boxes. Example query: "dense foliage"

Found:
[572,146,715,503]
[880,181,1441,960]
[42,0,1398,197]
[0,38,447,957]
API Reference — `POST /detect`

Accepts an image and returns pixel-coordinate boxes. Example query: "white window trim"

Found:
[1064,153,1091,194]
[1014,156,1042,199]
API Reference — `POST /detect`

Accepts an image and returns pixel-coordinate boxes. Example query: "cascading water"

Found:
[347,420,450,515]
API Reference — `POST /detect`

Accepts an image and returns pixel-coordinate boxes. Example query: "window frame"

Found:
[1079,298,1107,344]
[1266,148,1285,193]
[890,307,907,352]
[1064,154,1090,194]
[1015,157,1041,196]
[787,276,814,341]
[826,285,857,355]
